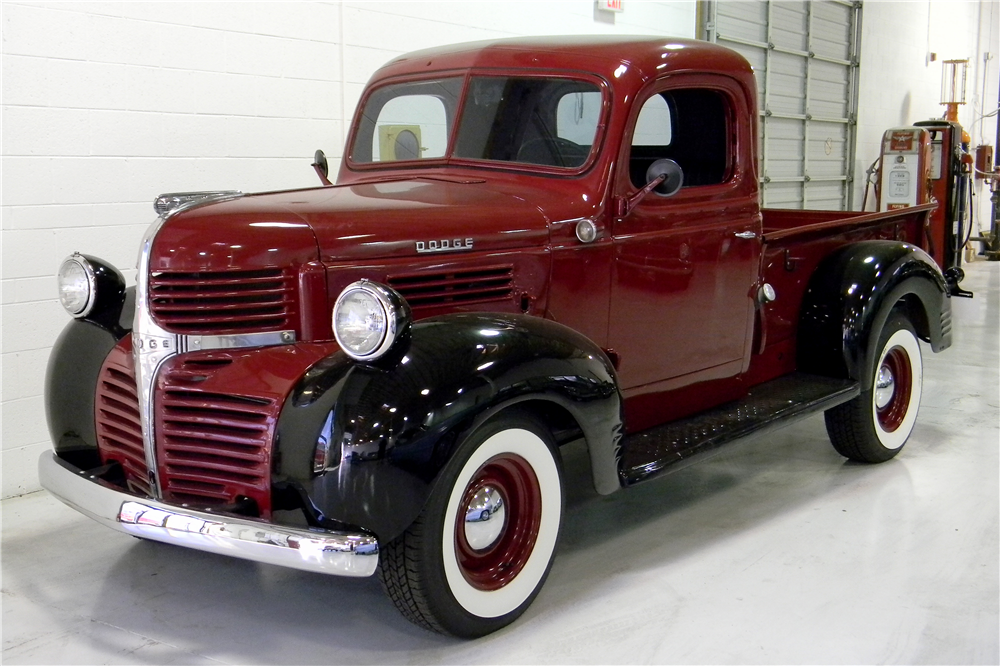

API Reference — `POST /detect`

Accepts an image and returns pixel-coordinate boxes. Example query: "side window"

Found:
[629,88,730,189]
[633,94,672,146]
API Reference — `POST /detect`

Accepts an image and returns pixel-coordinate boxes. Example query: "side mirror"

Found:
[645,159,683,197]
[312,149,332,186]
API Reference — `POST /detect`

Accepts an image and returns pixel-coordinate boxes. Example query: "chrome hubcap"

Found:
[875,364,896,409]
[463,485,506,551]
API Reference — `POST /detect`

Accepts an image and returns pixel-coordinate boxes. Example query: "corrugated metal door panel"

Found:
[706,0,861,210]
[768,117,805,179]
[768,52,808,116]
[770,2,808,52]
[808,123,849,178]
[810,60,851,118]
[717,1,767,42]
[810,2,854,61]
[804,181,847,209]
[765,182,805,209]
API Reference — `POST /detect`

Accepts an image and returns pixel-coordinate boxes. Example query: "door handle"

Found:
[734,231,758,239]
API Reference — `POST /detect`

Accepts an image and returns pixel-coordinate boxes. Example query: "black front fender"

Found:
[45,285,134,469]
[273,313,622,543]
[798,241,951,390]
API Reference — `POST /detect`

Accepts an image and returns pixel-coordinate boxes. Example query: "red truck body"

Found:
[42,36,952,637]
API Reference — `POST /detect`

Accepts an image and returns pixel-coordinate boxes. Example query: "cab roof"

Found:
[370,35,753,85]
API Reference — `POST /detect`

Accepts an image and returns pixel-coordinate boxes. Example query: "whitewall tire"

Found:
[378,411,563,637]
[825,310,924,463]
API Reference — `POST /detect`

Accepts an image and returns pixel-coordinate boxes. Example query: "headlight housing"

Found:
[57,254,97,317]
[333,280,411,361]
[56,253,127,322]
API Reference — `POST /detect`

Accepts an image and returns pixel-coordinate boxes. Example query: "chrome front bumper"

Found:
[38,452,379,577]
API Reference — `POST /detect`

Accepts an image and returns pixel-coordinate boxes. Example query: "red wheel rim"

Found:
[876,346,912,433]
[455,453,541,592]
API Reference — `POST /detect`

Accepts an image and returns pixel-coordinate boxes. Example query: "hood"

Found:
[297,178,553,261]
[150,200,321,273]
[158,175,597,271]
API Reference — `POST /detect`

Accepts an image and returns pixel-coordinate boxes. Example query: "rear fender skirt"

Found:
[797,241,950,391]
[274,312,622,543]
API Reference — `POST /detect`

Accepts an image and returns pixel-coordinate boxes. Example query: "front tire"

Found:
[825,310,923,462]
[378,411,563,637]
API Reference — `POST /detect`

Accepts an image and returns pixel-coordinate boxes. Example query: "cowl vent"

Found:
[387,265,514,308]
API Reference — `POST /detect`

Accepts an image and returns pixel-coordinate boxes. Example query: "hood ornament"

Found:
[153,190,244,217]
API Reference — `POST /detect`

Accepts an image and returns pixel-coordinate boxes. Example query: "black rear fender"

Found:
[798,241,951,391]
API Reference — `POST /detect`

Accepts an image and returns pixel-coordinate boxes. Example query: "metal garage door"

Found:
[702,1,862,210]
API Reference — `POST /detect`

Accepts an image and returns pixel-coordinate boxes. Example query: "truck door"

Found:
[609,77,760,404]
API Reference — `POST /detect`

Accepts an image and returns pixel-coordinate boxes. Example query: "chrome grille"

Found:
[156,367,275,512]
[149,269,296,334]
[95,339,152,497]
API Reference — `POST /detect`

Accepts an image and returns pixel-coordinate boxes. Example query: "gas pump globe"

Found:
[940,60,967,105]
[940,59,970,141]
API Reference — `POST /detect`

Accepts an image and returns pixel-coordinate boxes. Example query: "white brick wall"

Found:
[1,1,698,498]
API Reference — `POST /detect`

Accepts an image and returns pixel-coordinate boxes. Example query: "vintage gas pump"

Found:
[866,60,974,295]
[911,59,974,294]
[913,118,972,277]
[875,127,932,212]
[870,125,972,291]
[863,59,973,296]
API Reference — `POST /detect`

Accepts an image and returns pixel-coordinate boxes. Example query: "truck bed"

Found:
[744,202,938,388]
[761,203,936,244]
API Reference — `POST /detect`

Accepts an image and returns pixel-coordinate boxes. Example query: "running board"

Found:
[619,373,860,486]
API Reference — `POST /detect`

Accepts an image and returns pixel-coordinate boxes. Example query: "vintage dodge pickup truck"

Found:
[43,36,956,637]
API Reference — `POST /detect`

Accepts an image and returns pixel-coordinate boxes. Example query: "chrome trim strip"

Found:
[134,217,170,497]
[185,330,296,352]
[39,452,378,577]
[551,216,594,226]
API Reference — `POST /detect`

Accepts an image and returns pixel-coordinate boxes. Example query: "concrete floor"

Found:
[3,261,997,665]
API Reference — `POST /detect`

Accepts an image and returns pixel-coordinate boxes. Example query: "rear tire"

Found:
[825,311,923,463]
[378,411,563,637]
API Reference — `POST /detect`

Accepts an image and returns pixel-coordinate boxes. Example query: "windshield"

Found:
[349,75,603,170]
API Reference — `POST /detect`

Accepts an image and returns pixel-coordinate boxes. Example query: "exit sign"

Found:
[598,0,623,12]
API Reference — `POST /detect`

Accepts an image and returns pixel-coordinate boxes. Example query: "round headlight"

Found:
[57,254,97,317]
[333,280,410,361]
